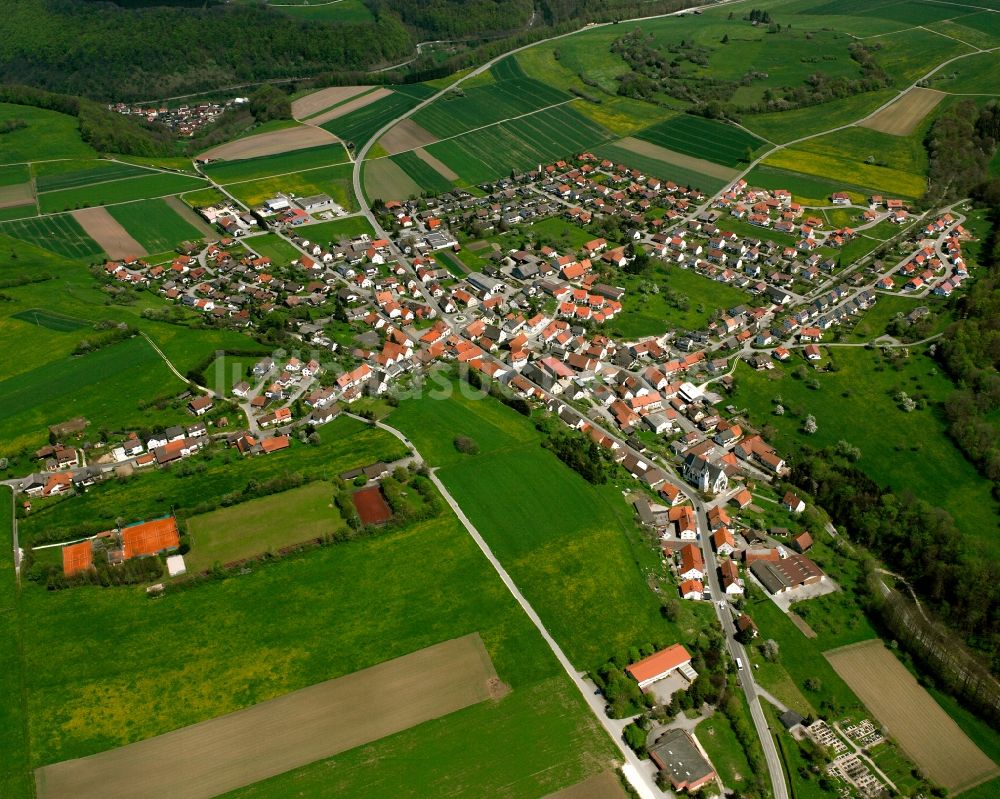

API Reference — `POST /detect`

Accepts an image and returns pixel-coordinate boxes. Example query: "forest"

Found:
[0,0,411,101]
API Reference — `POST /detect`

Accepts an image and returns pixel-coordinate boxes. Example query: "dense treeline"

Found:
[0,0,411,101]
[926,100,999,203]
[0,83,174,155]
[372,0,532,39]
[537,0,697,26]
[793,449,1000,674]
[937,204,1000,485]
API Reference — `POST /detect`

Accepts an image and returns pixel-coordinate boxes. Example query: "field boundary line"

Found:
[917,23,985,52]
[213,156,353,187]
[36,169,178,196]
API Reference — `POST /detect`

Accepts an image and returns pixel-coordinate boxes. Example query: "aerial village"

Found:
[12,148,975,796]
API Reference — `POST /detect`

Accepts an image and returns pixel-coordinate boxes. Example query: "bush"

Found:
[453,435,479,455]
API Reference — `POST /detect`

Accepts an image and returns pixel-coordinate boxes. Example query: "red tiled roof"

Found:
[626,644,692,684]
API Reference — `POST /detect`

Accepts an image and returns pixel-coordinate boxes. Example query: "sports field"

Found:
[37,173,209,214]
[202,142,351,184]
[634,116,767,168]
[425,104,614,187]
[1,214,103,259]
[861,87,946,136]
[106,198,206,253]
[185,482,343,571]
[827,641,999,793]
[35,635,501,799]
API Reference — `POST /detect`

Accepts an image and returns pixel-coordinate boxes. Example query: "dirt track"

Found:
[617,137,738,181]
[379,118,439,154]
[860,87,945,136]
[198,125,339,162]
[826,640,998,793]
[543,771,629,799]
[307,87,392,127]
[35,634,502,799]
[292,85,373,120]
[71,207,146,259]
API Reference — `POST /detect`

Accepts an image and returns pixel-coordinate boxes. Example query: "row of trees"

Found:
[926,100,1000,203]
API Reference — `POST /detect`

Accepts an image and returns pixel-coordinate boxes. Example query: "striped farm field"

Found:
[0,164,30,186]
[634,115,768,168]
[37,173,209,214]
[106,198,206,253]
[412,78,570,139]
[425,104,614,186]
[202,143,351,184]
[1,214,103,259]
[593,142,729,195]
[323,86,434,148]
[33,161,153,193]
[389,151,454,195]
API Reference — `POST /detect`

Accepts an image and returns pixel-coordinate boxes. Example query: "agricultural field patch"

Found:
[0,103,96,163]
[106,198,206,253]
[0,204,36,222]
[593,143,728,196]
[0,164,30,186]
[931,51,1000,95]
[363,156,421,201]
[0,335,188,458]
[9,309,88,332]
[291,85,374,120]
[743,90,898,144]
[201,142,351,184]
[1,214,103,259]
[198,124,340,162]
[389,150,454,195]
[826,641,999,793]
[224,163,355,210]
[634,115,768,167]
[33,161,152,193]
[0,182,33,210]
[322,90,426,148]
[868,27,975,85]
[376,118,438,155]
[243,232,302,265]
[35,634,500,799]
[860,87,946,135]
[615,137,739,182]
[412,78,570,139]
[37,173,208,214]
[425,104,614,187]
[71,207,146,259]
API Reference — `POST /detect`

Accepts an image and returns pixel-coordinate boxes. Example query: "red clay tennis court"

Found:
[62,541,94,577]
[351,486,393,525]
[121,517,180,559]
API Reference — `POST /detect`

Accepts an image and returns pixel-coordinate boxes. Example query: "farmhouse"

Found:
[625,644,696,689]
[750,553,825,594]
[678,543,705,581]
[648,728,717,793]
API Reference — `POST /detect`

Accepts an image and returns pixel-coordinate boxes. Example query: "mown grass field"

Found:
[17,498,617,798]
[244,232,302,264]
[743,164,868,206]
[37,172,209,214]
[10,309,88,332]
[106,198,205,253]
[594,143,729,195]
[32,160,152,192]
[202,142,351,184]
[389,383,709,670]
[729,349,1000,556]
[696,710,754,792]
[0,487,32,799]
[1,213,103,259]
[932,51,1000,94]
[224,163,355,210]
[323,87,434,148]
[298,215,375,243]
[0,164,30,186]
[634,116,767,168]
[277,0,374,23]
[412,77,570,139]
[743,90,898,144]
[389,150,454,195]
[0,103,97,162]
[425,104,613,187]
[185,481,344,571]
[614,262,752,339]
[0,335,189,458]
